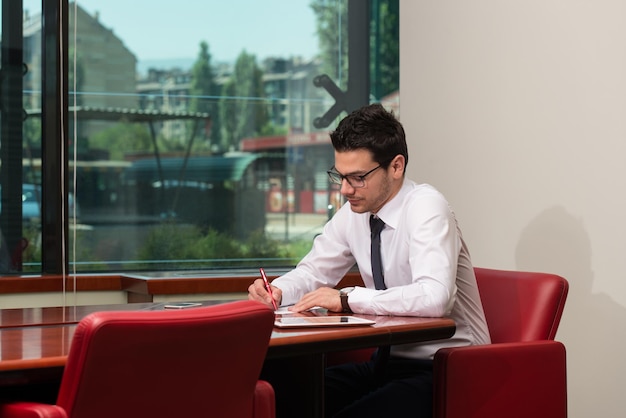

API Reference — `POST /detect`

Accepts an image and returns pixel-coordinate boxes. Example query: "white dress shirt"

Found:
[272,179,491,359]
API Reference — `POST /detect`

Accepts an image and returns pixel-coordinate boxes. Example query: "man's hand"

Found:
[248,278,282,309]
[291,287,343,313]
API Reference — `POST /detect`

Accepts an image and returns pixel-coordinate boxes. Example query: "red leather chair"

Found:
[433,267,569,418]
[0,300,276,418]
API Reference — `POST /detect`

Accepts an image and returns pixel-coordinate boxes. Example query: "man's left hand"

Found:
[290,287,343,313]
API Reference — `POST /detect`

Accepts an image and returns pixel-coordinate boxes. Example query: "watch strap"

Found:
[339,289,352,313]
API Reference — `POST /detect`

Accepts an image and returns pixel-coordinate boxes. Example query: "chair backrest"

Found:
[474,267,569,343]
[57,300,275,418]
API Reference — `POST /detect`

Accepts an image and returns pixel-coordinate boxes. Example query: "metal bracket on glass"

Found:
[313,74,347,129]
[0,64,30,117]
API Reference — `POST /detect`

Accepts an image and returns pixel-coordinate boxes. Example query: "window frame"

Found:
[7,0,397,276]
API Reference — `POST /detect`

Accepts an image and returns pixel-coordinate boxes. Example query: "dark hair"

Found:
[330,103,408,170]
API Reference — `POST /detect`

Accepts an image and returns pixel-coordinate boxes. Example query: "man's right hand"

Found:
[248,278,282,309]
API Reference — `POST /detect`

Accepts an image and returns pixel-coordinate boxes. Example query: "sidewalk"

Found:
[265,212,329,241]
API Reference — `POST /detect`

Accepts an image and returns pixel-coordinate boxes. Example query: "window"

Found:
[1,0,399,275]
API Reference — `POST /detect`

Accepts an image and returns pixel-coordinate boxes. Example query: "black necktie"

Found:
[370,215,386,290]
[370,215,390,377]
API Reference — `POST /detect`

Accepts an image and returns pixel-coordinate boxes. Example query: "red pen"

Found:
[260,268,278,310]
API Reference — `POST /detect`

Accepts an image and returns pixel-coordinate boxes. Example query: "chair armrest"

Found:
[0,402,67,418]
[433,340,567,418]
[253,380,275,418]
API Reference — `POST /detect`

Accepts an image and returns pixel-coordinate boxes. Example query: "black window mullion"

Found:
[0,0,25,271]
[347,0,370,112]
[41,0,69,274]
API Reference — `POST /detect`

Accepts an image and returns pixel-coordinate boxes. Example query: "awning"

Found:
[26,106,210,122]
[27,106,214,187]
[125,154,258,184]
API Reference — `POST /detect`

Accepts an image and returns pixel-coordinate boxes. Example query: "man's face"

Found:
[333,149,399,214]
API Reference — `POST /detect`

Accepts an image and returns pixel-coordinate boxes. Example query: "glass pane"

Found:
[13,0,399,274]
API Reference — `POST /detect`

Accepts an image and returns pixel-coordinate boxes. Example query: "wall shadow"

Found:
[515,206,625,417]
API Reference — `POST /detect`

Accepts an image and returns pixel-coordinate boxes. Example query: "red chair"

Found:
[0,300,276,418]
[433,267,569,418]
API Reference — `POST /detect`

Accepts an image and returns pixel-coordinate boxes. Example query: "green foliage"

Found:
[20,222,313,272]
[219,81,238,151]
[24,115,41,146]
[193,229,245,261]
[136,223,204,262]
[68,229,108,271]
[281,237,315,261]
[242,229,287,259]
[218,50,268,151]
[89,122,153,160]
[370,0,399,99]
[136,223,310,269]
[136,223,247,269]
[189,41,215,115]
[21,224,42,273]
[311,0,399,100]
[189,41,222,150]
[259,123,288,137]
[310,0,348,88]
[23,117,42,184]
[20,225,105,273]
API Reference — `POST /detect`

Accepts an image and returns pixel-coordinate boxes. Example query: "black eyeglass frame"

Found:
[327,165,382,188]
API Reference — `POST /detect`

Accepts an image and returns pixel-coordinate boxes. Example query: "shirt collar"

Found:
[371,178,415,230]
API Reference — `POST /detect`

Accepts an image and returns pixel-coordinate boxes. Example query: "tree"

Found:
[310,0,399,99]
[88,123,152,161]
[218,51,268,151]
[189,41,221,150]
[219,81,238,151]
[370,0,399,99]
[310,0,349,89]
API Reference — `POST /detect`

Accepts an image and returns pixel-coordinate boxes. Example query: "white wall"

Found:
[400,1,626,416]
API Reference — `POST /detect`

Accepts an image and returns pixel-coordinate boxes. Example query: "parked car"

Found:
[0,184,80,222]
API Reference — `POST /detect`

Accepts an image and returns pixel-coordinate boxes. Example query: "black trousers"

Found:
[325,354,434,418]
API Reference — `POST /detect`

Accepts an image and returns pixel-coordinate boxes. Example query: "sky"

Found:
[23,0,320,66]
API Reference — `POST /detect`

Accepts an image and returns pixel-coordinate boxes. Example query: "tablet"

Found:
[274,315,375,328]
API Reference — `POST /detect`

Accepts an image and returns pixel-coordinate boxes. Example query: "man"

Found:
[249,103,490,417]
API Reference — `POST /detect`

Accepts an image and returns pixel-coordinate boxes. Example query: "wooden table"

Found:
[0,302,160,328]
[0,303,455,418]
[266,314,454,417]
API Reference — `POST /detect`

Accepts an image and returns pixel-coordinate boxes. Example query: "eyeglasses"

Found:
[327,165,382,188]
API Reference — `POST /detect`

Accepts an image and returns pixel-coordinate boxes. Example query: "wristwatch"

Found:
[339,287,355,313]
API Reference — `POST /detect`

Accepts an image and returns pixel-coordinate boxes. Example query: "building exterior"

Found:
[136,68,193,143]
[23,4,138,143]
